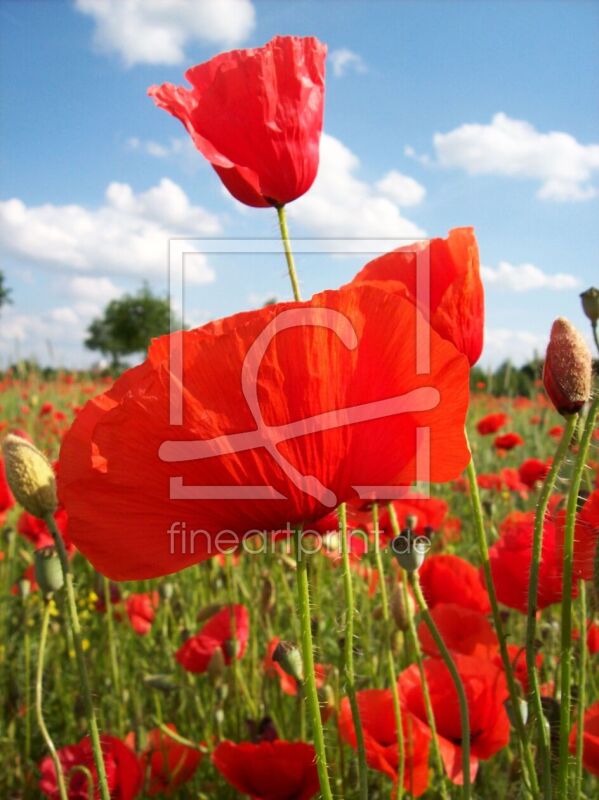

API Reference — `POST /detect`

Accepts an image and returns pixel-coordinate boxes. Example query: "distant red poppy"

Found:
[140,724,202,796]
[588,622,599,655]
[487,510,566,612]
[549,425,564,440]
[500,467,527,493]
[569,701,599,776]
[125,592,159,636]
[338,689,431,796]
[418,603,498,660]
[494,432,524,451]
[476,413,509,435]
[58,282,470,581]
[39,734,142,800]
[149,36,326,208]
[176,605,249,673]
[493,644,543,694]
[350,227,484,366]
[476,473,503,492]
[418,554,491,614]
[398,655,510,784]
[17,508,73,554]
[212,739,320,800]
[264,637,328,696]
[378,495,448,542]
[518,458,550,489]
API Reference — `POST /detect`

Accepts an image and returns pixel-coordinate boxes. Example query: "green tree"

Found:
[0,270,12,314]
[85,284,176,369]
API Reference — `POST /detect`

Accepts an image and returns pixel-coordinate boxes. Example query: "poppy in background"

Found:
[569,701,599,777]
[125,592,159,636]
[398,655,510,784]
[350,227,484,366]
[338,689,431,796]
[212,739,320,800]
[476,413,509,435]
[18,508,73,554]
[494,432,524,451]
[39,734,142,800]
[58,282,470,581]
[493,645,543,694]
[418,603,498,659]
[518,458,550,489]
[555,489,599,583]
[176,605,249,674]
[140,724,202,796]
[418,554,491,614]
[149,36,326,208]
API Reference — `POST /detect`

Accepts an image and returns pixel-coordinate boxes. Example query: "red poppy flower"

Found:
[140,724,202,796]
[58,282,470,580]
[549,425,564,440]
[494,432,524,451]
[418,603,498,660]
[212,739,320,800]
[338,689,431,796]
[149,36,326,208]
[476,473,503,492]
[176,604,249,673]
[493,644,543,694]
[569,701,599,776]
[39,734,142,799]
[555,489,599,582]
[378,495,448,541]
[0,457,15,523]
[398,655,510,784]
[125,591,159,636]
[350,227,483,365]
[518,458,550,489]
[587,622,599,655]
[476,412,509,435]
[17,508,73,554]
[264,637,328,696]
[487,510,566,612]
[418,554,491,614]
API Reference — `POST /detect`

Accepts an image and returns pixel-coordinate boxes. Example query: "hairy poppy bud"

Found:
[35,546,64,596]
[580,287,599,325]
[543,318,592,416]
[389,585,414,631]
[272,640,304,683]
[2,434,57,518]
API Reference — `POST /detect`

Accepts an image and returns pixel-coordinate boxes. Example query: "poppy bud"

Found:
[543,318,592,416]
[272,640,304,684]
[580,287,599,325]
[208,648,226,681]
[34,546,64,596]
[143,673,179,693]
[389,585,414,631]
[391,530,426,572]
[2,434,57,518]
[159,582,174,601]
[260,574,276,618]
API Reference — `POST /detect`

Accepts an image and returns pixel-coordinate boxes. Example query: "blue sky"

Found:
[1,0,598,368]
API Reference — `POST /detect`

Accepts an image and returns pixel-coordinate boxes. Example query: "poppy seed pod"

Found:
[391,531,427,572]
[543,318,592,416]
[272,640,304,684]
[1,434,57,518]
[34,546,64,596]
[580,287,599,325]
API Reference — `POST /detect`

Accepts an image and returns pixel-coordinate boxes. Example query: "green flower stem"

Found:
[294,529,333,800]
[372,502,405,800]
[409,571,471,799]
[44,513,110,800]
[387,504,448,799]
[338,503,369,800]
[557,394,599,797]
[276,205,301,302]
[464,439,540,798]
[36,599,68,800]
[525,414,575,799]
[102,576,124,735]
[574,579,587,800]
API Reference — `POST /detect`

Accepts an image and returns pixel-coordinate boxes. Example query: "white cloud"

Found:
[482,261,580,291]
[329,48,367,77]
[376,170,426,206]
[0,178,219,284]
[482,327,548,366]
[75,0,255,66]
[289,133,425,240]
[433,113,599,201]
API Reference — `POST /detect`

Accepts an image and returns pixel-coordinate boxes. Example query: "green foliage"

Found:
[470,358,544,397]
[85,284,177,368]
[0,270,12,313]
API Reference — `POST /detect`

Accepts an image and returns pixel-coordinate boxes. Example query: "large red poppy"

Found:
[418,554,491,614]
[398,655,510,784]
[417,603,498,660]
[338,689,431,796]
[349,227,483,365]
[176,604,249,673]
[212,739,320,800]
[140,724,202,796]
[39,734,142,800]
[58,282,470,580]
[149,36,326,208]
[569,701,599,777]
